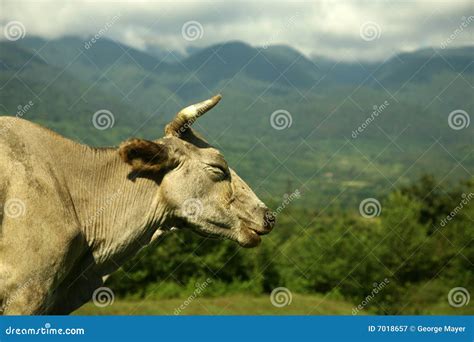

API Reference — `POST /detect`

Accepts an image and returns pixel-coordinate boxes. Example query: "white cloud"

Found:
[1,0,472,61]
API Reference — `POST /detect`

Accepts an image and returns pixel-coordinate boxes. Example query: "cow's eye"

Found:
[206,164,229,181]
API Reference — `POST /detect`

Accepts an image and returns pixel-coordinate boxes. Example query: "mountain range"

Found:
[0,36,473,207]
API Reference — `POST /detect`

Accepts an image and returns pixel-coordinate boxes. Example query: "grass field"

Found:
[75,294,358,315]
[74,294,470,315]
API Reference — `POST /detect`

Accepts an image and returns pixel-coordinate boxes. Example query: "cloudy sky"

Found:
[1,0,472,61]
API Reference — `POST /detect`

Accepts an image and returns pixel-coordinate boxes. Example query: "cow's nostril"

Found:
[264,210,276,230]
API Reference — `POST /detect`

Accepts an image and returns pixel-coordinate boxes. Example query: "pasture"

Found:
[75,294,467,315]
[76,294,362,315]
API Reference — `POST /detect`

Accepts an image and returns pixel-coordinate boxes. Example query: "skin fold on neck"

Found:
[60,145,170,274]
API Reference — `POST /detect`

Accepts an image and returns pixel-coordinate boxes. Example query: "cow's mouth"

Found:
[249,227,270,236]
[236,216,271,246]
[184,218,267,248]
[236,226,264,248]
[187,220,234,240]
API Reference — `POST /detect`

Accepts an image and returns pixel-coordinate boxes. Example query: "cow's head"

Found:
[119,95,275,247]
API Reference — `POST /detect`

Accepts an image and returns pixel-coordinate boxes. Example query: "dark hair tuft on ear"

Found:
[119,138,171,174]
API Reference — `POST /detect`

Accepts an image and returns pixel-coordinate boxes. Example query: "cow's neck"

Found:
[63,145,169,275]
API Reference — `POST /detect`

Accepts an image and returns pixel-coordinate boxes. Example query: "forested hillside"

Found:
[1,37,472,208]
[1,37,472,314]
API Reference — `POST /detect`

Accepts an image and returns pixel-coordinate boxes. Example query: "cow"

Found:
[0,95,275,315]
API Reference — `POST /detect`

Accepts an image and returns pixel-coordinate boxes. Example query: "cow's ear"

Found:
[119,138,173,174]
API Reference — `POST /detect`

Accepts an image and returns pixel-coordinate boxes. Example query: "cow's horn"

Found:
[165,94,222,137]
